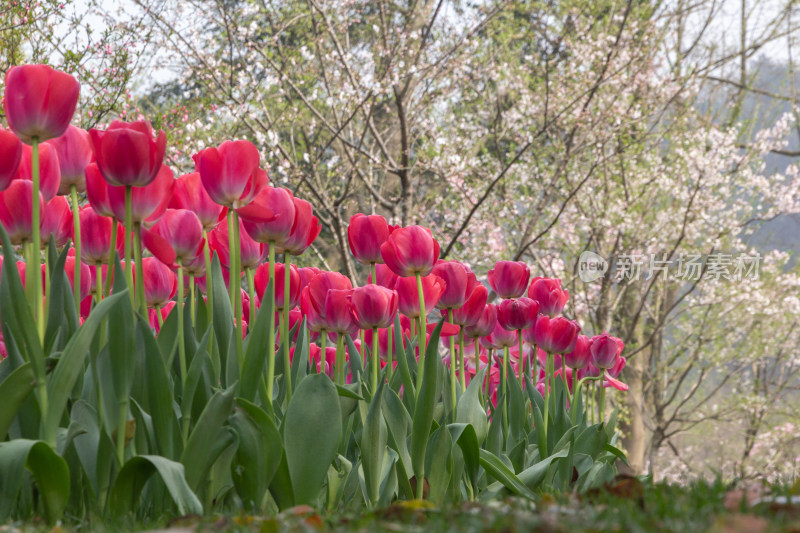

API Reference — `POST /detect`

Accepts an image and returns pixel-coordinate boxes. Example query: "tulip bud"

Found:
[528,277,569,316]
[3,64,80,143]
[564,334,591,369]
[380,225,440,277]
[48,125,93,195]
[16,142,61,201]
[432,260,477,310]
[487,261,530,299]
[284,197,321,256]
[349,284,398,329]
[170,172,227,230]
[590,333,623,369]
[533,315,580,354]
[347,213,391,265]
[254,262,302,310]
[0,180,44,245]
[463,304,498,339]
[141,257,177,309]
[0,129,22,191]
[90,120,166,187]
[194,140,266,208]
[448,284,489,327]
[396,274,445,318]
[497,297,539,331]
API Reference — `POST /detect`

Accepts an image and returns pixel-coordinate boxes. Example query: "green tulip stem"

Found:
[202,229,213,327]
[177,265,187,392]
[599,376,606,425]
[335,332,345,385]
[189,273,196,327]
[502,345,509,435]
[265,244,277,406]
[387,326,394,383]
[458,329,466,392]
[133,222,146,314]
[319,329,327,375]
[245,267,256,333]
[124,186,134,309]
[543,351,551,443]
[104,219,117,297]
[70,184,82,314]
[370,262,376,285]
[371,326,379,393]
[231,212,244,367]
[226,212,236,308]
[283,254,292,400]
[448,311,457,416]
[95,263,103,304]
[154,303,164,329]
[415,272,427,388]
[517,330,525,391]
[30,140,44,339]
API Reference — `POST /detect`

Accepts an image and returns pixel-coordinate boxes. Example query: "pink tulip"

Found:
[463,303,497,339]
[590,333,623,369]
[141,257,177,309]
[143,209,205,268]
[47,125,93,195]
[0,180,44,245]
[64,254,92,301]
[563,335,591,369]
[349,284,398,329]
[482,319,518,349]
[238,186,295,247]
[0,129,22,191]
[80,206,125,264]
[3,64,80,143]
[396,274,445,318]
[322,289,358,334]
[170,172,227,230]
[497,296,539,331]
[487,260,530,299]
[528,277,569,316]
[90,120,166,187]
[207,217,265,270]
[448,284,489,327]
[106,164,175,223]
[254,262,302,310]
[380,225,440,277]
[348,213,391,265]
[298,266,321,293]
[40,195,72,248]
[16,142,61,201]
[283,197,321,256]
[533,315,580,354]
[85,163,114,217]
[431,260,477,310]
[608,355,626,378]
[194,140,266,208]
[301,271,353,333]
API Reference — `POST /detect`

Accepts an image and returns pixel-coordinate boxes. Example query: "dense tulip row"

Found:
[0,64,628,521]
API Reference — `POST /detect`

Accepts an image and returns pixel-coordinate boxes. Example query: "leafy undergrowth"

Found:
[5,478,800,533]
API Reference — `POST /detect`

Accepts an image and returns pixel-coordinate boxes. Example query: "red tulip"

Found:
[144,209,205,268]
[528,277,569,316]
[448,284,488,327]
[3,64,80,143]
[85,163,114,217]
[431,260,477,310]
[47,125,93,195]
[347,213,391,265]
[106,164,175,223]
[608,355,626,378]
[16,142,61,201]
[141,256,177,308]
[80,206,125,264]
[0,129,22,191]
[380,225,440,277]
[463,303,497,338]
[207,217,265,270]
[284,197,321,256]
[0,180,44,244]
[169,172,227,230]
[64,254,92,301]
[497,297,539,331]
[533,315,580,354]
[396,274,445,318]
[254,262,302,310]
[487,261,530,299]
[349,284,398,329]
[40,195,72,248]
[238,186,295,247]
[482,319,518,349]
[301,271,353,332]
[298,266,321,292]
[90,120,166,187]
[590,333,624,369]
[563,334,591,369]
[194,140,267,208]
[367,263,398,289]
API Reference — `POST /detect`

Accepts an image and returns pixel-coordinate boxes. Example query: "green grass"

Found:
[7,479,799,532]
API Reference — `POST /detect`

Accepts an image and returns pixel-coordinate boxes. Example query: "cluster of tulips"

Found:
[0,63,626,421]
[0,64,630,521]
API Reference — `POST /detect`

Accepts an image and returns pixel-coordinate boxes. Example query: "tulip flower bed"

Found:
[0,64,628,525]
